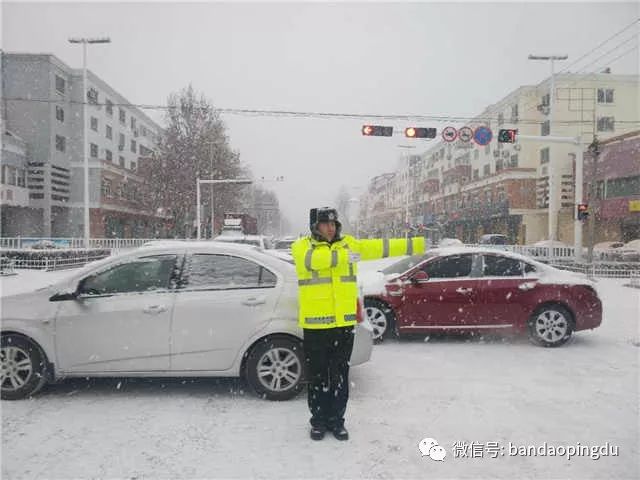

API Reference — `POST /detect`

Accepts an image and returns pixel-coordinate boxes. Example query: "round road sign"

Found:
[473,126,493,146]
[442,126,458,142]
[458,126,473,143]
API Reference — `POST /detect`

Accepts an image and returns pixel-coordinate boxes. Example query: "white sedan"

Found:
[1,243,373,401]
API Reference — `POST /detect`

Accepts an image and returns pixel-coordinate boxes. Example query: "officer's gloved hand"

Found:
[348,252,361,263]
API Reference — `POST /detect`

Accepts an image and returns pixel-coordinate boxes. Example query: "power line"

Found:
[4,96,640,126]
[555,17,639,75]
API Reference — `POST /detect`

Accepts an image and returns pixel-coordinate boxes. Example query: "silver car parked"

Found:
[1,243,373,401]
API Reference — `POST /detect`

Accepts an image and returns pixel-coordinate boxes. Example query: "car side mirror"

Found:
[410,270,429,284]
[49,290,78,302]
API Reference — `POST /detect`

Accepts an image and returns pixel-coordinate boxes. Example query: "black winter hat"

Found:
[309,207,342,236]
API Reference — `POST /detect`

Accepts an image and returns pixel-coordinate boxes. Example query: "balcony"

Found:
[422,178,440,194]
[442,200,510,223]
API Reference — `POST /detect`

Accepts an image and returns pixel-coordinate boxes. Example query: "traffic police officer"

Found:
[291,207,425,440]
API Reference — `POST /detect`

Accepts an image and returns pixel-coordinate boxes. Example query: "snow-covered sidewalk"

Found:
[1,270,639,479]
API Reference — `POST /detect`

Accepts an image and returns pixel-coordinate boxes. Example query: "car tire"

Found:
[527,304,574,348]
[364,298,398,342]
[1,334,48,400]
[245,336,304,401]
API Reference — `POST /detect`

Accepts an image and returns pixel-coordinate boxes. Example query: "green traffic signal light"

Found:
[498,129,518,143]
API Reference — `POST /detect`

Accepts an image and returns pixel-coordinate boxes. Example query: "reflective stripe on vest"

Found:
[331,250,338,268]
[382,238,390,258]
[304,248,313,271]
[305,316,336,324]
[340,263,357,282]
[344,314,357,322]
[298,278,332,286]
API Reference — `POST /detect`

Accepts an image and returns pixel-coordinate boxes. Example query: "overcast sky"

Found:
[2,1,638,234]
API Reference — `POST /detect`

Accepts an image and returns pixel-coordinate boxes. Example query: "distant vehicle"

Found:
[0,242,374,400]
[273,236,297,252]
[214,233,272,249]
[593,241,626,261]
[438,238,464,248]
[363,248,602,346]
[479,234,509,245]
[619,239,640,263]
[222,213,257,235]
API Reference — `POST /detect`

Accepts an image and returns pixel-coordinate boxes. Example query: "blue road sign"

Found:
[473,126,493,146]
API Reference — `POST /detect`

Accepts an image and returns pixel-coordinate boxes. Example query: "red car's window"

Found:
[422,254,472,278]
[483,255,523,277]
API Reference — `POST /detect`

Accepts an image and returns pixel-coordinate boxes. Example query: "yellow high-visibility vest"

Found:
[291,234,426,329]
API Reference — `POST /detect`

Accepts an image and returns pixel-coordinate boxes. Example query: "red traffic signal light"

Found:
[577,203,589,221]
[362,125,393,137]
[404,127,437,139]
[498,129,518,143]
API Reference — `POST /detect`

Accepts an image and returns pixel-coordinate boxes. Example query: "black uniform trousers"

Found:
[303,326,355,430]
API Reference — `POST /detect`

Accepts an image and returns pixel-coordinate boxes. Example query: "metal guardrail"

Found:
[6,254,110,271]
[549,262,640,279]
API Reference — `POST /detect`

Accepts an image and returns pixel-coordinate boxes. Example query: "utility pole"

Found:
[528,54,568,241]
[586,137,601,264]
[68,37,111,247]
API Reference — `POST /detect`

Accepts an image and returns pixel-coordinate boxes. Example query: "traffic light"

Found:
[404,127,437,139]
[498,129,518,143]
[577,203,589,221]
[362,125,393,137]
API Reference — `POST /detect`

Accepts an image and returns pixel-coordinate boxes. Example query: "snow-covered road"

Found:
[1,269,639,479]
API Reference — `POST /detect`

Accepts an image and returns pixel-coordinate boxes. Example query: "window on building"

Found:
[130,161,137,171]
[106,125,113,140]
[131,139,137,153]
[496,159,504,172]
[119,108,126,124]
[101,178,112,197]
[55,75,65,94]
[55,135,66,152]
[597,88,614,104]
[497,112,504,125]
[90,143,98,158]
[483,164,490,176]
[119,156,125,167]
[90,117,98,131]
[55,106,64,122]
[119,133,125,150]
[596,180,605,200]
[597,117,615,132]
[485,145,491,155]
[473,169,479,180]
[105,149,113,162]
[106,99,113,116]
[541,166,548,176]
[130,117,136,131]
[17,168,26,187]
[541,120,550,136]
[509,154,519,168]
[511,104,519,122]
[87,88,98,105]
[540,147,550,164]
[606,175,640,198]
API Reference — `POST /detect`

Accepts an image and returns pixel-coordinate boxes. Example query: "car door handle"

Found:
[518,282,537,291]
[143,304,167,314]
[242,296,267,306]
[456,287,473,295]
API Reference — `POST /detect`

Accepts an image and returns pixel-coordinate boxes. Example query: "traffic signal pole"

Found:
[516,134,584,261]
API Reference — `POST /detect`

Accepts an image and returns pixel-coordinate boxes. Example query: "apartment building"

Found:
[1,52,166,238]
[358,72,639,244]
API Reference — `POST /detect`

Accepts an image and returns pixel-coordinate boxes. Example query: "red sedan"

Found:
[363,248,602,347]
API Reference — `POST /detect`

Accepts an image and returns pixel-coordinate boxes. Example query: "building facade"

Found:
[358,72,639,244]
[1,52,167,238]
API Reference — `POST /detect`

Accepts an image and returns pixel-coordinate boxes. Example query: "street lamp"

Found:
[196,178,252,240]
[68,37,111,248]
[528,53,568,241]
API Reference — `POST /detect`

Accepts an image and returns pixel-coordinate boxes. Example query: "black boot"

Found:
[332,426,349,441]
[310,425,326,441]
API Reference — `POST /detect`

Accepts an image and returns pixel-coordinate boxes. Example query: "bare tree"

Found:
[145,85,246,237]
